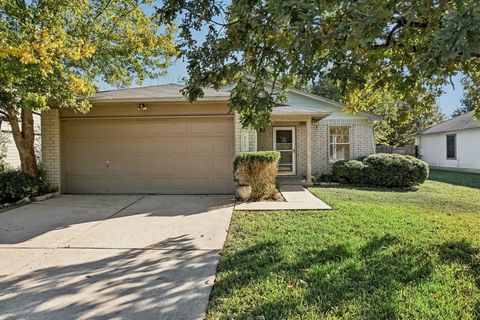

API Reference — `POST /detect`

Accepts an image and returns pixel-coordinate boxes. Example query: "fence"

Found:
[376,145,417,157]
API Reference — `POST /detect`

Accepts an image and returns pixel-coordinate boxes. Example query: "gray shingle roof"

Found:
[89,84,230,102]
[419,111,480,135]
[272,104,330,119]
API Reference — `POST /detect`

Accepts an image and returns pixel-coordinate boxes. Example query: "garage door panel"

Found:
[69,159,105,175]
[213,157,233,174]
[69,177,108,194]
[213,178,232,193]
[67,121,105,138]
[191,159,213,173]
[108,159,147,175]
[65,117,234,194]
[167,159,190,173]
[191,138,212,152]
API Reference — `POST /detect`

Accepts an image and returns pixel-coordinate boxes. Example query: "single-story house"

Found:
[416,111,480,173]
[41,84,379,194]
[0,114,42,168]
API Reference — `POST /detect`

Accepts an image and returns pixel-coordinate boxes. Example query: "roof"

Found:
[88,83,379,120]
[272,104,330,120]
[89,84,230,102]
[418,111,480,135]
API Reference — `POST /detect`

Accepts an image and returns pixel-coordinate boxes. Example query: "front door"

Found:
[273,127,296,175]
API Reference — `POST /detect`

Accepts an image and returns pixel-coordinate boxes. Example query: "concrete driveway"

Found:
[0,195,234,320]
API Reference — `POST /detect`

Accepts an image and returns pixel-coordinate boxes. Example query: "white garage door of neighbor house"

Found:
[64,117,234,194]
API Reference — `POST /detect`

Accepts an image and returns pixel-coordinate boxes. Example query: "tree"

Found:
[451,96,475,117]
[158,0,480,130]
[374,99,447,146]
[0,0,177,176]
[308,76,446,146]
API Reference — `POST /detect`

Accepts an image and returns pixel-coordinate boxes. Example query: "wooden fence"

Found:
[376,145,417,157]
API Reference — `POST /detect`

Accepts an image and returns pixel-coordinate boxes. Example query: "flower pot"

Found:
[235,184,252,200]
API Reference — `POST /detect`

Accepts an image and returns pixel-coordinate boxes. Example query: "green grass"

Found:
[429,169,480,189]
[207,171,480,319]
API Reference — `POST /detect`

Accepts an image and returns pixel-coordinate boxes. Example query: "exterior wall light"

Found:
[137,103,147,111]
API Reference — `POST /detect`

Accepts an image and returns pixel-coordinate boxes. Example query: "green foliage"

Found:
[332,154,429,188]
[308,76,447,146]
[363,154,429,188]
[233,151,281,174]
[0,0,177,175]
[332,160,367,184]
[452,96,475,118]
[158,0,480,129]
[0,164,57,203]
[0,170,38,203]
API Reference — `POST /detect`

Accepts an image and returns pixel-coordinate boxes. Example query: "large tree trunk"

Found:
[6,108,38,177]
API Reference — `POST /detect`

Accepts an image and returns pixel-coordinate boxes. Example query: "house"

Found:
[0,114,41,168]
[416,111,480,173]
[41,84,379,194]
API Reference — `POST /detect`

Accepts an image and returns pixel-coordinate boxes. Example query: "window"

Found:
[241,131,250,152]
[329,126,350,161]
[446,134,456,159]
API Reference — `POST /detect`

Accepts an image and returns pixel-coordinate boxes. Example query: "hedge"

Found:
[332,153,429,188]
[0,164,57,203]
[332,160,367,184]
[233,151,281,174]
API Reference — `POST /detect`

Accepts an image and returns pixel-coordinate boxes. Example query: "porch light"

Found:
[259,127,265,133]
[137,103,147,111]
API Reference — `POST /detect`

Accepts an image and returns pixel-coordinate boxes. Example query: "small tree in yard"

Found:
[0,0,177,177]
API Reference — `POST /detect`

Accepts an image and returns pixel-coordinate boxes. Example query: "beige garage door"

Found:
[63,117,234,194]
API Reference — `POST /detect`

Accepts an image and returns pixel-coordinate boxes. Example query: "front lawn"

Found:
[208,171,480,319]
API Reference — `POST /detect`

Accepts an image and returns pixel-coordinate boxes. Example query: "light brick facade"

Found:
[41,109,61,188]
[257,119,375,176]
[234,112,257,154]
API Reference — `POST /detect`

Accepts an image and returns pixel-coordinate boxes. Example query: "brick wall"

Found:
[234,112,257,154]
[257,119,376,176]
[313,119,375,175]
[41,110,61,188]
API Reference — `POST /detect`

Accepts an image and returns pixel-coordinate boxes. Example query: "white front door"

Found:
[273,127,296,175]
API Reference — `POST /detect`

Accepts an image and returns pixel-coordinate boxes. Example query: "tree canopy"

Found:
[158,0,480,129]
[0,0,177,175]
[308,76,446,146]
[451,96,475,117]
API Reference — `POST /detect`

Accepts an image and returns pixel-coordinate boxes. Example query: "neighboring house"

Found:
[0,113,42,168]
[416,111,480,173]
[41,84,379,194]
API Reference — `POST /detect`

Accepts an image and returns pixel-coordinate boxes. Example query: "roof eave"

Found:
[88,96,230,103]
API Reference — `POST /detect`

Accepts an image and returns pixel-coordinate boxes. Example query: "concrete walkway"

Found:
[235,185,331,211]
[0,195,234,320]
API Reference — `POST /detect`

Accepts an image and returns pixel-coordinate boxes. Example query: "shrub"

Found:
[332,160,368,184]
[0,170,39,203]
[0,164,58,203]
[234,151,280,200]
[332,153,429,188]
[363,153,429,188]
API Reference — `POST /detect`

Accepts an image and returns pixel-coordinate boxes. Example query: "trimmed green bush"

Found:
[332,153,429,188]
[0,164,58,203]
[363,153,429,188]
[234,151,281,200]
[233,151,281,174]
[332,160,367,184]
[0,170,39,203]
